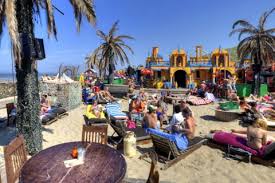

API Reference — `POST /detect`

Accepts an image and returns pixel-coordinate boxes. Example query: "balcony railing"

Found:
[188,61,213,67]
[148,61,170,67]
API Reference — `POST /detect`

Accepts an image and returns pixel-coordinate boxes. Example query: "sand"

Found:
[0,100,275,183]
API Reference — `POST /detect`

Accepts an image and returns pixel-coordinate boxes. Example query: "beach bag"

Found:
[127,120,136,129]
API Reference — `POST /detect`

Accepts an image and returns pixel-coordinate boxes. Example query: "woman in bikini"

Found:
[232,118,275,149]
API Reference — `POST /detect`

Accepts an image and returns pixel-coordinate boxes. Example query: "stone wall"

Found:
[40,82,82,111]
[0,82,16,99]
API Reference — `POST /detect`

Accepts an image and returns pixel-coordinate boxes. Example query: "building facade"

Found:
[146,46,236,88]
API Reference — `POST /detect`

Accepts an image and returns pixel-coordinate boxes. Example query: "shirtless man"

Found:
[142,105,159,129]
[182,108,196,139]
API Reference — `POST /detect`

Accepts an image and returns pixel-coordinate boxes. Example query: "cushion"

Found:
[147,128,189,151]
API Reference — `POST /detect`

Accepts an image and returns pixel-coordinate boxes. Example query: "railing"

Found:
[148,61,170,67]
[188,61,213,67]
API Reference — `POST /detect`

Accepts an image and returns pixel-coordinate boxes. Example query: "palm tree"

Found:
[230,8,275,95]
[0,0,96,154]
[86,21,134,83]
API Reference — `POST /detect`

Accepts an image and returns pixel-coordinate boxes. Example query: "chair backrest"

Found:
[4,135,28,183]
[82,125,108,147]
[110,122,127,137]
[150,134,180,160]
[6,103,15,117]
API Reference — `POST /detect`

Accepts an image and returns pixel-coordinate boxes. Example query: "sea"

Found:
[0,73,56,82]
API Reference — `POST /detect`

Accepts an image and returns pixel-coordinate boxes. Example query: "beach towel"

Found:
[212,131,273,157]
[187,96,212,106]
[147,128,189,151]
[105,103,128,120]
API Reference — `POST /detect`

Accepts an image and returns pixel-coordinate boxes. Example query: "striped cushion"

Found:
[106,103,127,119]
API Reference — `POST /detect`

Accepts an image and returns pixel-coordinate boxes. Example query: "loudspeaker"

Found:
[20,33,36,60]
[20,33,46,60]
[34,38,45,60]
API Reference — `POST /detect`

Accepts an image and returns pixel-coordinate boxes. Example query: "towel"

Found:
[147,128,189,151]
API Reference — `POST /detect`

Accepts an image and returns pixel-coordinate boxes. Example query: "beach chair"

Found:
[83,115,109,126]
[206,132,275,167]
[105,103,128,123]
[50,105,69,119]
[150,134,207,170]
[4,135,28,183]
[108,121,151,146]
[82,124,108,147]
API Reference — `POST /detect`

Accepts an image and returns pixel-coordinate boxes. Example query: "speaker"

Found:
[34,38,45,60]
[20,33,36,60]
[20,33,46,60]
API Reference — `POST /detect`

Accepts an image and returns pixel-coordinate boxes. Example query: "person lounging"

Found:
[40,94,51,114]
[85,103,105,119]
[142,105,160,129]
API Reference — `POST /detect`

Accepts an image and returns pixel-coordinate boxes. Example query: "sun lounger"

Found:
[50,106,68,119]
[41,113,58,125]
[83,115,108,126]
[187,96,212,106]
[108,121,151,146]
[206,131,275,167]
[105,103,128,122]
[147,128,207,170]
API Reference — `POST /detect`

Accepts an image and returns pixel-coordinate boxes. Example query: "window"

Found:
[196,70,200,78]
[176,56,183,67]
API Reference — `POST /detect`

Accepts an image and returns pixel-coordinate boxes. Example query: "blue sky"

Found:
[0,0,274,73]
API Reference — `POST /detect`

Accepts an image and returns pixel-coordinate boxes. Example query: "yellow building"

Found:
[146,46,236,88]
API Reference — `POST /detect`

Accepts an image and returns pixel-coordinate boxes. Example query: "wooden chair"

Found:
[82,124,108,147]
[150,134,207,170]
[6,103,15,126]
[4,135,28,183]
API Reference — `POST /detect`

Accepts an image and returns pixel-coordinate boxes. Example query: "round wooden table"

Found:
[20,142,126,183]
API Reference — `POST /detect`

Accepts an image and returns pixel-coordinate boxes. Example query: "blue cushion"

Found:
[147,128,189,151]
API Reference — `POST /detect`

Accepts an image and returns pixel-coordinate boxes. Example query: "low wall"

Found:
[0,82,16,99]
[40,81,82,111]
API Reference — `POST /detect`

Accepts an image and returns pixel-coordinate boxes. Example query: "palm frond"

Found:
[45,0,57,38]
[5,0,21,65]
[265,28,275,34]
[232,20,257,30]
[229,28,256,40]
[0,1,5,40]
[259,7,275,31]
[69,0,96,31]
[109,20,119,37]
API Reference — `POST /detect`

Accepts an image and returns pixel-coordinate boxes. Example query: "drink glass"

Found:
[78,147,86,162]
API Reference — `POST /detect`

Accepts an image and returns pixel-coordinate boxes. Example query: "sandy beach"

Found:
[0,100,275,183]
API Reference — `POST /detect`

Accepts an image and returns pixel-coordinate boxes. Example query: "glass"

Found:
[78,147,86,162]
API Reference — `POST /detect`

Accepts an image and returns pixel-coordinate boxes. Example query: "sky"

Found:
[0,0,274,74]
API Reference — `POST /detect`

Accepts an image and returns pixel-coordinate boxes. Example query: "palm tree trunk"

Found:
[253,37,262,96]
[16,0,42,154]
[108,60,115,84]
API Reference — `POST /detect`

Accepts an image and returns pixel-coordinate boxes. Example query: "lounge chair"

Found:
[83,115,109,126]
[105,103,128,123]
[206,131,275,167]
[108,121,151,146]
[50,105,68,119]
[148,129,207,170]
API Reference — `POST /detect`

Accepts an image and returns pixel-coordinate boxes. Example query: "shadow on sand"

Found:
[200,115,221,122]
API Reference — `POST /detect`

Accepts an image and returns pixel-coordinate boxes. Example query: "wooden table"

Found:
[20,142,126,183]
